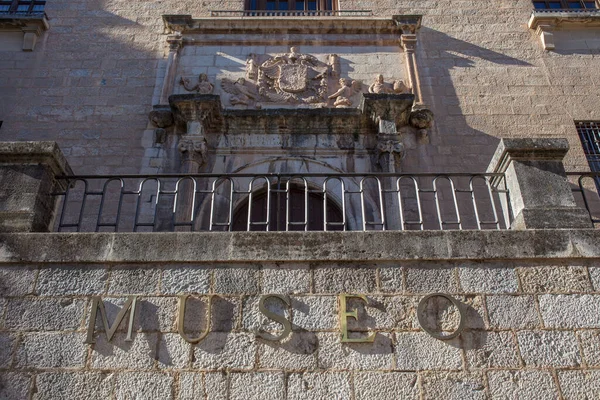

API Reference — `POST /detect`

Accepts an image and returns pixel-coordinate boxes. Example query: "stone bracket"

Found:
[169,94,223,134]
[528,9,600,50]
[0,14,49,51]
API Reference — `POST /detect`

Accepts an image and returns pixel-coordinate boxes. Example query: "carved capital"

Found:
[148,105,174,128]
[178,136,208,167]
[401,34,418,52]
[167,32,183,51]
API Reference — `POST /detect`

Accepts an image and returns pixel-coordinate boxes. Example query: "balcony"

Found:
[209,9,372,17]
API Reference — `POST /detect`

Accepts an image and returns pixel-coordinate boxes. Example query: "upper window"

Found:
[246,0,334,12]
[533,0,597,9]
[0,0,45,14]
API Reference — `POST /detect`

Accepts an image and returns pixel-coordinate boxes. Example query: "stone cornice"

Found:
[1,229,599,263]
[528,9,600,30]
[0,141,73,176]
[162,14,421,36]
[0,13,49,50]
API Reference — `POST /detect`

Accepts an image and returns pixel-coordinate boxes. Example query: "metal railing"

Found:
[53,173,510,233]
[568,172,600,225]
[209,9,372,17]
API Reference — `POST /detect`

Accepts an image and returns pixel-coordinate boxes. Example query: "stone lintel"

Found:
[0,141,73,177]
[1,229,599,263]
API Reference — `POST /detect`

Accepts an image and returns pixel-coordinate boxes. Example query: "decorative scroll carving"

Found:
[180,73,214,94]
[368,74,410,95]
[178,135,208,167]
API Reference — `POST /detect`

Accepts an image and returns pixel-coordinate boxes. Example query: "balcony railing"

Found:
[53,173,511,233]
[209,9,372,17]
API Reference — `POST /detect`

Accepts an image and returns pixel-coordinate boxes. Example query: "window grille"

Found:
[576,121,600,191]
[533,0,597,9]
[246,0,334,12]
[0,0,45,14]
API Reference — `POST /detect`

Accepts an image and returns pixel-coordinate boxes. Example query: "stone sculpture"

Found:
[180,73,214,94]
[368,74,410,94]
[328,78,361,108]
[220,77,260,107]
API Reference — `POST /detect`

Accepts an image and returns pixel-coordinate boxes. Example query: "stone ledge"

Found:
[0,229,599,264]
[0,141,73,177]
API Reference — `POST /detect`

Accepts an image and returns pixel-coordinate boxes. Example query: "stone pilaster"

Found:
[0,141,73,232]
[487,138,592,230]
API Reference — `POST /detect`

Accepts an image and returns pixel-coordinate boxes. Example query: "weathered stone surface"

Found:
[213,265,260,295]
[395,332,463,370]
[242,295,291,333]
[0,372,31,400]
[578,330,600,367]
[257,333,318,370]
[178,372,228,400]
[0,333,17,368]
[16,333,87,368]
[486,295,541,329]
[317,332,393,370]
[161,265,210,294]
[590,266,600,291]
[405,264,458,293]
[487,370,558,400]
[462,331,520,369]
[229,372,284,400]
[180,295,239,333]
[261,263,311,294]
[4,298,85,331]
[291,296,338,331]
[192,332,256,370]
[458,264,518,293]
[33,372,115,400]
[91,333,157,369]
[115,372,174,400]
[558,370,600,399]
[0,266,36,296]
[539,295,600,328]
[346,295,418,330]
[421,372,486,400]
[518,266,592,293]
[288,372,352,400]
[36,266,107,295]
[354,372,419,399]
[379,264,404,292]
[517,331,581,367]
[107,266,161,294]
[313,264,376,293]
[158,333,190,369]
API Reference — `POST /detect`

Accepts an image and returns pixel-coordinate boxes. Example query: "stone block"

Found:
[486,295,541,329]
[257,332,318,370]
[558,370,600,399]
[0,372,31,400]
[395,332,463,371]
[33,372,115,400]
[213,265,260,295]
[261,263,310,294]
[462,331,520,369]
[487,370,558,400]
[421,372,486,400]
[192,332,256,370]
[345,295,418,331]
[378,264,404,292]
[161,266,210,294]
[0,333,17,368]
[242,295,292,333]
[458,264,518,293]
[518,266,591,293]
[16,333,87,368]
[317,332,393,370]
[291,296,338,331]
[158,333,191,369]
[313,264,376,293]
[178,372,228,400]
[590,266,600,291]
[36,266,108,295]
[229,372,284,400]
[88,296,176,333]
[517,331,581,367]
[577,330,600,367]
[539,295,600,328]
[287,372,352,400]
[405,264,458,294]
[115,372,174,400]
[0,266,36,296]
[4,298,85,331]
[107,266,161,294]
[180,295,239,333]
[353,372,419,399]
[91,333,158,369]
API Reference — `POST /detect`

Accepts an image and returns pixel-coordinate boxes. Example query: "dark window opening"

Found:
[576,121,600,192]
[0,0,45,14]
[533,0,597,9]
[245,0,335,12]
[232,186,344,231]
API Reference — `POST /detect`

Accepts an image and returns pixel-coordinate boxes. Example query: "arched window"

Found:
[245,0,335,12]
[232,185,344,231]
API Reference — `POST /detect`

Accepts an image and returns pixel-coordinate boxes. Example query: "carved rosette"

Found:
[178,136,208,168]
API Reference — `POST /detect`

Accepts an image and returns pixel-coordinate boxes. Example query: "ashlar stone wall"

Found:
[1,231,600,399]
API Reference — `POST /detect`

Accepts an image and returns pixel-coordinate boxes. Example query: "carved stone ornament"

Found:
[180,73,214,94]
[148,105,174,128]
[409,108,435,130]
[377,139,405,171]
[221,47,354,108]
[368,74,410,95]
[328,78,362,108]
[178,136,208,167]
